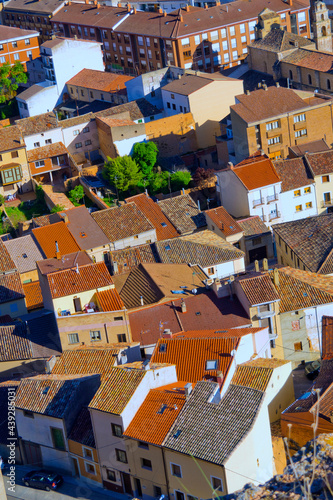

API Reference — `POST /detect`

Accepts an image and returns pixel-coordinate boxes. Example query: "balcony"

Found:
[266,193,279,204]
[268,211,281,222]
[259,215,267,222]
[257,310,275,320]
[321,199,333,208]
[253,197,265,208]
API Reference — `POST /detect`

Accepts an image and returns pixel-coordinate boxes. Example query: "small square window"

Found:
[304,187,311,194]
[305,202,312,209]
[141,458,152,470]
[116,449,127,463]
[83,126,90,133]
[107,469,116,481]
[45,139,52,144]
[322,175,330,183]
[90,330,101,341]
[117,333,126,343]
[294,341,303,351]
[207,267,215,275]
[83,447,93,459]
[75,142,82,149]
[68,333,79,344]
[34,142,40,148]
[206,360,217,370]
[11,151,19,159]
[23,410,34,418]
[295,204,302,212]
[85,140,92,146]
[171,463,182,477]
[111,423,123,437]
[114,316,123,321]
[167,102,171,109]
[139,441,149,449]
[211,476,223,492]
[85,462,96,475]
[294,189,301,197]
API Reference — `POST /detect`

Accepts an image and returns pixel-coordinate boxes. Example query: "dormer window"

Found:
[206,360,218,370]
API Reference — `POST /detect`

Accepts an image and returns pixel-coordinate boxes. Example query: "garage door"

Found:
[249,246,267,263]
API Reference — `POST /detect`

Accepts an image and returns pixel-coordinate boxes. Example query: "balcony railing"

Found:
[321,199,333,208]
[266,193,279,203]
[253,197,265,208]
[259,215,267,222]
[268,211,281,222]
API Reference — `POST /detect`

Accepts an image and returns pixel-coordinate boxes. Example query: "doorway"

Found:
[121,472,133,495]
[71,457,80,477]
[73,297,82,312]
[134,477,142,497]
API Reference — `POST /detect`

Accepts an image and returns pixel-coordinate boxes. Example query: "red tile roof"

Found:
[0,239,16,273]
[23,281,43,311]
[232,157,281,191]
[46,262,114,299]
[124,384,187,445]
[125,194,179,241]
[66,69,133,93]
[238,216,270,237]
[173,327,264,339]
[205,206,243,237]
[0,271,25,304]
[96,288,124,311]
[32,221,80,258]
[52,346,121,378]
[237,273,280,306]
[27,142,69,162]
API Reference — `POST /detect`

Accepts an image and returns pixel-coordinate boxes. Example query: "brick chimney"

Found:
[117,1,121,5]
[179,13,184,22]
[181,299,187,313]
[55,241,61,260]
[158,7,163,13]
[185,4,190,11]
[163,10,167,16]
[127,3,131,11]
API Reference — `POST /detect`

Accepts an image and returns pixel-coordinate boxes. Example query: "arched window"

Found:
[321,13,325,20]
[327,79,331,90]
[308,74,312,85]
[289,70,293,80]
[322,26,327,36]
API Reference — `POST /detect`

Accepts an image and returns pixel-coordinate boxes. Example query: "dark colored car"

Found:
[305,359,321,380]
[22,470,63,491]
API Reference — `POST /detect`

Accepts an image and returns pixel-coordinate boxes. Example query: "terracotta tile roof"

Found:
[151,336,239,383]
[124,384,186,446]
[37,251,92,275]
[32,213,62,227]
[243,357,291,369]
[267,267,333,313]
[89,366,146,414]
[67,68,133,93]
[113,263,207,309]
[272,214,333,273]
[273,157,314,193]
[0,125,25,153]
[0,239,16,272]
[311,382,333,420]
[173,327,264,339]
[125,194,178,241]
[157,194,206,234]
[46,262,113,299]
[238,216,270,237]
[23,281,43,311]
[91,203,154,242]
[231,87,319,124]
[96,288,124,311]
[4,235,44,274]
[95,98,161,121]
[164,381,264,464]
[52,346,121,378]
[283,47,333,72]
[322,316,333,361]
[231,363,273,392]
[15,112,59,136]
[155,230,244,268]
[250,28,313,53]
[26,311,62,358]
[0,322,31,361]
[68,407,95,448]
[0,25,39,42]
[236,273,280,306]
[305,149,333,176]
[60,113,95,129]
[205,206,243,237]
[96,116,135,127]
[15,374,95,417]
[129,291,250,346]
[60,206,110,250]
[27,142,69,162]
[232,156,281,191]
[110,244,158,274]
[288,139,330,157]
[32,221,81,259]
[0,271,25,304]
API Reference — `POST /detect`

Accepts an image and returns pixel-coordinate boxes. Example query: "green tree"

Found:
[132,142,158,179]
[149,171,169,195]
[68,185,84,205]
[51,204,65,213]
[0,62,28,103]
[170,170,192,191]
[103,156,142,193]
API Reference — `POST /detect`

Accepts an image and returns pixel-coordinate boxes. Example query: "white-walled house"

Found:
[88,363,177,494]
[16,37,104,118]
[60,114,100,160]
[16,112,63,151]
[273,157,318,222]
[217,154,283,229]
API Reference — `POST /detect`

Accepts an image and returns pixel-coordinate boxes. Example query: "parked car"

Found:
[305,359,321,380]
[22,470,63,491]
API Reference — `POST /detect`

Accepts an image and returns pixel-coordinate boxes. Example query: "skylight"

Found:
[206,360,218,370]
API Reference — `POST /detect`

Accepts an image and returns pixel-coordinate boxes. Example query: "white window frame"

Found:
[82,446,93,459]
[68,333,79,344]
[84,461,96,475]
[211,475,224,493]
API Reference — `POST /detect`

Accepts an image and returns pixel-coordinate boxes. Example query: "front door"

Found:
[22,440,42,467]
[71,457,80,477]
[73,297,82,312]
[134,477,142,497]
[121,472,133,495]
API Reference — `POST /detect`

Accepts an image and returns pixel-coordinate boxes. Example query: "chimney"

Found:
[133,6,136,13]
[260,149,265,156]
[97,2,100,7]
[204,2,208,9]
[19,136,25,145]
[163,10,167,16]
[263,83,268,90]
[162,329,172,338]
[216,0,220,4]
[273,268,279,287]
[263,258,268,271]
[186,4,190,11]
[117,1,121,5]
[178,73,182,79]
[93,0,97,4]
[127,3,131,12]
[246,89,250,95]
[276,82,280,88]
[158,7,163,13]
[254,259,259,272]
[227,161,233,168]
[289,0,293,5]
[181,299,187,313]
[140,295,144,306]
[184,382,192,397]
[217,371,224,389]
[55,241,61,260]
[179,13,184,22]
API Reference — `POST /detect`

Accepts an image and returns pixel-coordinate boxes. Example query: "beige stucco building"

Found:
[0,126,31,197]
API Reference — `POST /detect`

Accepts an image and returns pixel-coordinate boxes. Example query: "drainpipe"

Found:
[104,323,109,343]
[314,306,322,356]
[161,446,171,499]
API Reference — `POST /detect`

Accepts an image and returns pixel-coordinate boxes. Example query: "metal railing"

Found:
[253,197,264,208]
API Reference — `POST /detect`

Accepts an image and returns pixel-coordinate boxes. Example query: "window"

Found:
[306,201,312,209]
[231,38,237,48]
[23,410,34,418]
[294,341,303,351]
[172,103,176,110]
[295,129,307,138]
[188,496,198,500]
[85,462,96,475]
[139,441,149,449]
[107,469,116,481]
[34,142,40,147]
[322,175,330,182]
[194,34,200,44]
[241,35,247,43]
[232,50,238,60]
[90,91,93,98]
[295,204,302,212]
[45,139,52,144]
[171,463,182,477]
[222,40,228,51]
[35,160,45,168]
[210,30,218,41]
[327,79,331,90]
[167,102,171,109]
[11,151,18,159]
[117,333,126,343]
[224,53,229,63]
[294,189,301,197]
[83,447,93,459]
[308,74,312,85]
[0,56,5,63]
[154,486,162,497]
[206,360,218,370]
[85,140,92,146]
[13,53,19,62]
[138,36,143,46]
[211,477,223,492]
[221,28,226,38]
[0,44,3,51]
[51,427,65,450]
[202,33,208,40]
[266,121,279,131]
[240,23,246,33]
[304,187,311,194]
[73,130,80,136]
[229,26,235,36]
[75,142,82,149]
[207,267,215,275]
[90,28,95,36]
[267,136,280,145]
[141,458,152,470]
[12,41,17,48]
[68,333,79,344]
[294,114,306,123]
[116,449,127,463]
[111,424,123,437]
[90,330,101,341]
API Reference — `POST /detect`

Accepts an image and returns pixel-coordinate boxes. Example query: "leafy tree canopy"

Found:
[0,62,28,104]
[103,156,142,193]
[68,185,84,205]
[170,170,192,191]
[132,142,158,179]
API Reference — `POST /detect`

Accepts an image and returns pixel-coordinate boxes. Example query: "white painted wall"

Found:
[203,257,245,280]
[161,90,190,116]
[24,127,63,151]
[61,120,99,156]
[114,133,146,156]
[16,410,67,450]
[17,84,59,119]
[279,185,318,222]
[114,228,157,249]
[217,170,249,218]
